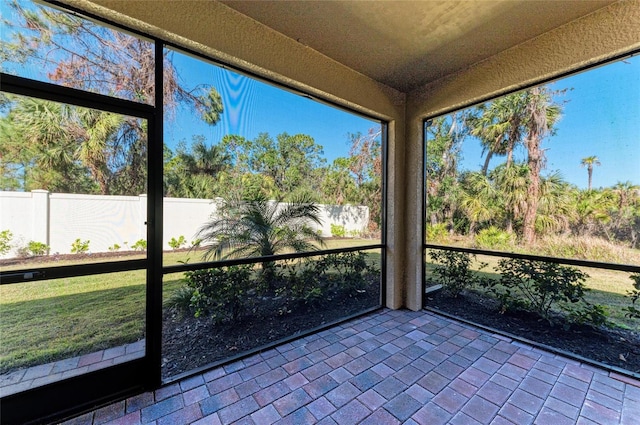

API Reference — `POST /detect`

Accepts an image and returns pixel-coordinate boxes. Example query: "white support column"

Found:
[138,194,148,245]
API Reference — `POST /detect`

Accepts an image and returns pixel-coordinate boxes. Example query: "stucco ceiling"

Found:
[220,0,616,93]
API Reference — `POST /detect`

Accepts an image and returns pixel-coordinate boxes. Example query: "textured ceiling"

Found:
[221,0,616,93]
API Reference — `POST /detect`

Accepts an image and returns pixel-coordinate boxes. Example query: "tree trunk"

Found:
[522,88,545,245]
[481,151,493,176]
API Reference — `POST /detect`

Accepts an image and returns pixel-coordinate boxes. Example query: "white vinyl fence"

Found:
[0,191,369,259]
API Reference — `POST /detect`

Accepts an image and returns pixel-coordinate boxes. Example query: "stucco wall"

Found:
[403,0,640,310]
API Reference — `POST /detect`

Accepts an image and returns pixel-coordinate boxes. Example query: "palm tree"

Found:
[182,138,230,177]
[197,194,325,289]
[458,171,497,235]
[491,163,530,234]
[521,86,562,244]
[467,93,527,175]
[580,156,601,190]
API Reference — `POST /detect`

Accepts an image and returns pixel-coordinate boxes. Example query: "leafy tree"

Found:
[580,156,601,191]
[218,132,326,200]
[347,128,383,231]
[1,0,223,194]
[601,181,640,247]
[425,116,465,230]
[0,96,100,193]
[320,157,358,205]
[180,136,230,177]
[197,194,325,287]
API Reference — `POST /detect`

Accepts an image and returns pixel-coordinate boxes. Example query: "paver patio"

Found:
[0,340,145,397]
[56,308,640,424]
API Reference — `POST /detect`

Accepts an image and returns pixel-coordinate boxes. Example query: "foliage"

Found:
[565,303,609,328]
[108,244,121,252]
[624,274,640,319]
[580,156,601,191]
[198,194,325,287]
[24,241,49,256]
[180,251,378,321]
[1,0,223,195]
[164,286,196,316]
[331,224,346,238]
[475,226,514,250]
[426,223,448,243]
[279,251,378,309]
[427,250,486,297]
[70,238,90,254]
[490,259,591,323]
[217,132,327,201]
[163,137,230,198]
[168,235,187,250]
[131,239,147,251]
[425,115,466,232]
[0,230,13,255]
[185,265,253,323]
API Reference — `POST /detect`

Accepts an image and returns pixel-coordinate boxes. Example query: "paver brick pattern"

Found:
[58,309,640,424]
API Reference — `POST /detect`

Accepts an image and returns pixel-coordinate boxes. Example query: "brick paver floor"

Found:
[58,309,640,424]
[0,340,145,397]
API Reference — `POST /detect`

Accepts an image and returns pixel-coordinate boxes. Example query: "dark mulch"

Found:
[161,285,380,379]
[426,289,640,375]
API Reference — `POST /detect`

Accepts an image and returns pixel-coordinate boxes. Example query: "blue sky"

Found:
[165,49,380,163]
[171,47,639,189]
[456,55,640,190]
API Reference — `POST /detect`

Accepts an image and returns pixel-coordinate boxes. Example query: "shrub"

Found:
[624,274,640,319]
[320,251,379,293]
[281,261,327,308]
[191,239,202,248]
[493,258,590,323]
[185,265,253,323]
[330,224,346,237]
[165,286,196,314]
[70,238,90,254]
[0,230,13,255]
[426,223,448,243]
[131,239,147,251]
[26,241,49,256]
[566,303,609,327]
[427,250,484,297]
[281,251,379,308]
[168,235,187,250]
[475,226,514,250]
[108,244,121,252]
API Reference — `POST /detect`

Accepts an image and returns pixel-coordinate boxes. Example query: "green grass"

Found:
[0,239,380,373]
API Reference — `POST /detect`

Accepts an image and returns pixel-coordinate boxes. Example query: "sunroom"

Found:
[0,0,639,424]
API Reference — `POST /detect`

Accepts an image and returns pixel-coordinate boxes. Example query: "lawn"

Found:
[0,239,380,373]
